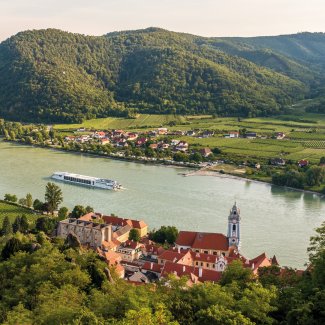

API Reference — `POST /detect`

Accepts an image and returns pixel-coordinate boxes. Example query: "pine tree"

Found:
[1,216,12,236]
[20,215,29,233]
[12,216,21,233]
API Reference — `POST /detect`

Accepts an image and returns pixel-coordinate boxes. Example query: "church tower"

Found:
[227,202,240,248]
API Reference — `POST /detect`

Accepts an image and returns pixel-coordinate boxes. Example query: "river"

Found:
[1,140,324,268]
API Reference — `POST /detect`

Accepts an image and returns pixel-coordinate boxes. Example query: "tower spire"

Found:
[227,202,241,248]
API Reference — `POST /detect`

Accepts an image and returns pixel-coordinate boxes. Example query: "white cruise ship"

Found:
[51,172,121,190]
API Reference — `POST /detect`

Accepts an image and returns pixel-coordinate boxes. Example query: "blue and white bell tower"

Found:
[227,202,240,248]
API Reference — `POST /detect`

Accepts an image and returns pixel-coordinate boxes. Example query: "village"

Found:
[61,127,299,168]
[56,203,287,285]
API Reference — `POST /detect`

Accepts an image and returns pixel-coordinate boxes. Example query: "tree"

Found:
[33,199,46,211]
[12,216,21,233]
[85,206,94,213]
[4,193,17,203]
[149,226,179,245]
[220,260,254,286]
[26,193,33,208]
[196,305,254,325]
[305,166,325,186]
[128,229,141,242]
[1,237,23,260]
[58,207,69,220]
[18,198,27,206]
[1,216,12,236]
[45,182,63,214]
[35,217,57,235]
[20,215,29,233]
[71,205,87,218]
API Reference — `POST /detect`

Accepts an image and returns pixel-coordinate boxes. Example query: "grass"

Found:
[0,200,39,226]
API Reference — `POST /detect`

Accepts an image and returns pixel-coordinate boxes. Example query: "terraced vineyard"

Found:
[0,200,39,225]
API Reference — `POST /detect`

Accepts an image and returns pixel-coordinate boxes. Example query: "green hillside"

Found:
[1,28,324,123]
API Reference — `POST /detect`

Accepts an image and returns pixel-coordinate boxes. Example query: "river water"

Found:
[1,140,324,268]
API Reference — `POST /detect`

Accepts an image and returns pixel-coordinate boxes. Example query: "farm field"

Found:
[54,110,325,163]
[0,200,39,225]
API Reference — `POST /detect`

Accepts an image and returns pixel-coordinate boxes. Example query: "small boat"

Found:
[51,171,121,190]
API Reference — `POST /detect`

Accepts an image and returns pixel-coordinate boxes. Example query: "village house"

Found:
[199,148,212,157]
[298,159,309,167]
[245,132,257,139]
[136,137,148,146]
[94,131,106,139]
[149,143,158,150]
[161,261,222,284]
[125,132,138,141]
[186,130,196,136]
[175,141,189,152]
[157,128,168,135]
[276,132,286,140]
[141,244,165,260]
[270,157,286,166]
[171,139,180,146]
[117,240,143,262]
[112,130,125,138]
[64,136,76,142]
[99,138,110,145]
[202,130,214,138]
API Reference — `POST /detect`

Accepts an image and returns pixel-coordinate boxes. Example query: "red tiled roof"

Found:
[122,240,142,250]
[176,231,229,251]
[158,250,189,263]
[144,244,165,256]
[175,231,197,246]
[102,238,121,249]
[192,233,228,251]
[142,261,164,273]
[190,251,219,263]
[161,261,222,283]
[102,215,147,229]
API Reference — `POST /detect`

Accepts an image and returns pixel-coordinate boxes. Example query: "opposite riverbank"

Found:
[3,138,325,198]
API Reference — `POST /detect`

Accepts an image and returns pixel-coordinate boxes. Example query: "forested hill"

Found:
[0,28,323,123]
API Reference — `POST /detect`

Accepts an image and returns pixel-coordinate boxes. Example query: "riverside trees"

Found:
[45,182,63,215]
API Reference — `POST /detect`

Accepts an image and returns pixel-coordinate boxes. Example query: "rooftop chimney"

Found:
[199,267,203,278]
[150,262,153,270]
[183,265,186,272]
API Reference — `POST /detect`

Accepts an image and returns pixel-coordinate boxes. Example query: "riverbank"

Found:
[183,168,325,197]
[4,139,202,170]
[4,139,325,197]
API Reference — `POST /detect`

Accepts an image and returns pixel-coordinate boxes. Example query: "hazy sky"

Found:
[0,0,324,41]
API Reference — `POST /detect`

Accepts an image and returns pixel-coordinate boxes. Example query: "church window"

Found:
[207,263,209,267]
[233,224,236,231]
[196,262,198,266]
[201,262,203,266]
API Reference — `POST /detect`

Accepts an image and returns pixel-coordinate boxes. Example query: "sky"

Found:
[0,0,325,41]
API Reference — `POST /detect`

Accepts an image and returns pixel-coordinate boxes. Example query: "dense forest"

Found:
[0,28,325,123]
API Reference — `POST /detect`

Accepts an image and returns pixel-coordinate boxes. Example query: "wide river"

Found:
[1,140,324,268]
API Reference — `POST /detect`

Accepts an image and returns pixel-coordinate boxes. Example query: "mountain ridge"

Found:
[0,28,323,123]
